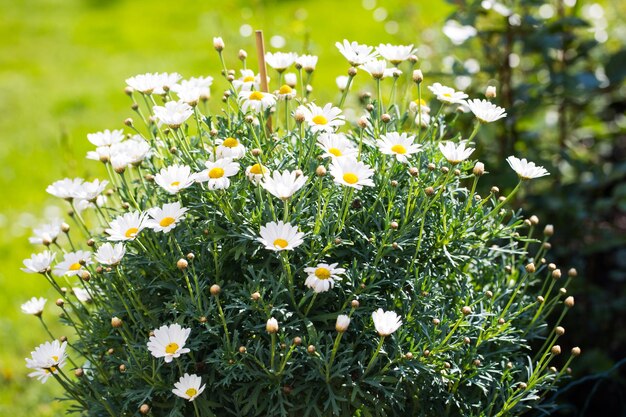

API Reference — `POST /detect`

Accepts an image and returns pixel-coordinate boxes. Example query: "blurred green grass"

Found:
[0,0,452,415]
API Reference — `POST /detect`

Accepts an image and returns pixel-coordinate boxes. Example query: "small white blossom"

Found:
[506,156,549,180]
[94,242,126,266]
[336,40,379,66]
[372,308,402,336]
[258,221,304,252]
[172,373,206,402]
[153,101,193,128]
[147,323,191,363]
[21,297,47,316]
[439,141,475,164]
[261,170,308,201]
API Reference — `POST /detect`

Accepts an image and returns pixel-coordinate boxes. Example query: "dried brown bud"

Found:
[440,166,449,174]
[409,167,419,177]
[381,113,392,123]
[111,317,123,328]
[526,263,536,273]
[210,284,221,296]
[348,67,358,77]
[177,258,188,270]
[56,299,64,307]
[425,186,435,196]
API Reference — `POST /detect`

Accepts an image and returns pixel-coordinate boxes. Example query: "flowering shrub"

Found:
[21,37,580,417]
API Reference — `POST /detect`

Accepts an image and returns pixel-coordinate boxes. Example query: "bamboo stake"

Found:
[255,30,272,132]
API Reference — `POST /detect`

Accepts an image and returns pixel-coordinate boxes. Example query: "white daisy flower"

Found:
[154,164,195,194]
[86,146,112,162]
[329,158,375,190]
[171,76,213,103]
[87,129,124,147]
[377,132,422,163]
[21,297,47,316]
[336,75,350,91]
[194,158,240,190]
[284,72,297,87]
[21,251,55,274]
[506,156,550,180]
[72,287,92,303]
[296,54,318,72]
[275,84,297,100]
[335,40,379,66]
[153,101,193,128]
[110,136,151,166]
[301,103,345,133]
[304,262,346,293]
[105,211,148,241]
[265,51,298,72]
[94,242,126,266]
[428,82,469,105]
[46,178,84,201]
[172,373,206,402]
[147,323,191,363]
[25,340,67,383]
[360,59,387,79]
[408,98,431,114]
[443,20,477,45]
[258,221,304,252]
[74,195,107,214]
[335,314,351,332]
[439,141,475,165]
[216,137,246,159]
[415,111,431,127]
[126,72,182,95]
[245,163,270,184]
[238,90,276,113]
[232,69,261,91]
[383,67,402,79]
[261,170,308,201]
[29,220,62,245]
[75,179,108,202]
[317,133,358,160]
[376,43,414,65]
[371,308,402,336]
[146,202,188,233]
[465,99,507,123]
[53,250,92,277]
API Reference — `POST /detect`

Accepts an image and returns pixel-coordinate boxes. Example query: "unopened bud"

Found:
[526,263,536,273]
[307,345,316,353]
[518,382,528,390]
[552,269,562,279]
[111,317,123,328]
[490,186,500,194]
[571,347,581,356]
[441,166,449,174]
[335,314,351,332]
[464,337,471,344]
[462,306,472,316]
[390,221,399,230]
[433,318,440,325]
[80,271,90,281]
[498,318,505,325]
[390,180,398,187]
[413,69,424,83]
[293,336,302,346]
[56,299,64,307]
[351,299,360,309]
[238,49,247,60]
[537,296,545,303]
[177,258,188,270]
[266,317,279,334]
[119,364,126,373]
[427,163,436,171]
[564,296,575,308]
[555,326,565,336]
[381,113,391,123]
[425,187,435,196]
[186,252,195,260]
[139,404,150,414]
[485,290,493,298]
[409,167,419,177]
[473,359,481,366]
[357,116,369,129]
[530,215,539,225]
[213,36,225,51]
[423,349,430,357]
[568,268,578,278]
[544,224,554,236]
[251,292,261,301]
[210,284,221,296]
[239,346,247,354]
[485,85,497,98]
[348,67,358,77]
[75,368,84,377]
[551,345,562,355]
[473,162,485,176]
[61,223,71,233]
[405,352,414,359]
[315,165,327,177]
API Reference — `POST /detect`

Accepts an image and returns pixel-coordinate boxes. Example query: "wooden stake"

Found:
[255,30,272,132]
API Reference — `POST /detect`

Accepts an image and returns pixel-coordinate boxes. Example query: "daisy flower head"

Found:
[126,72,182,95]
[216,136,246,159]
[376,43,414,65]
[94,242,126,266]
[194,158,240,190]
[76,179,108,202]
[146,202,188,233]
[46,178,84,201]
[317,133,358,160]
[232,69,261,91]
[265,51,298,72]
[105,211,148,241]
[409,98,431,114]
[238,90,276,113]
[73,287,92,303]
[110,136,151,167]
[152,101,193,129]
[284,72,297,87]
[261,170,308,201]
[21,297,47,316]
[301,103,345,133]
[275,84,297,100]
[296,54,318,72]
[258,221,305,252]
[336,75,350,91]
[25,340,67,383]
[304,262,346,293]
[147,323,191,363]
[245,163,270,184]
[439,141,475,165]
[335,314,351,332]
[428,82,469,105]
[372,308,402,336]
[172,373,206,402]
[87,129,124,147]
[506,156,550,180]
[336,39,379,66]
[377,132,422,163]
[53,250,92,277]
[21,251,55,274]
[415,111,431,128]
[465,99,507,123]
[29,220,62,245]
[154,164,195,194]
[329,158,375,190]
[360,59,387,79]
[171,76,213,104]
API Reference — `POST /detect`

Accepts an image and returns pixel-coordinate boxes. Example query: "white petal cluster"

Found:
[372,309,402,336]
[126,72,182,94]
[336,40,379,66]
[94,242,126,266]
[21,251,55,274]
[296,54,318,71]
[258,221,304,251]
[25,340,67,383]
[360,59,387,79]
[465,99,507,123]
[146,202,188,233]
[438,141,475,164]
[53,250,92,277]
[304,262,346,293]
[265,52,298,71]
[376,43,414,64]
[506,156,549,180]
[171,76,213,104]
[300,103,345,133]
[46,178,84,200]
[29,220,63,245]
[442,20,477,45]
[154,164,195,194]
[147,323,191,363]
[238,90,276,113]
[261,170,307,200]
[428,83,468,104]
[105,211,148,241]
[21,297,47,316]
[329,158,375,190]
[194,158,240,190]
[153,101,193,128]
[377,132,422,163]
[317,133,358,160]
[172,373,206,401]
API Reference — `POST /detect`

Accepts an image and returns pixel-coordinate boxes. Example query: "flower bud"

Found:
[473,162,485,176]
[525,263,536,273]
[405,352,414,359]
[80,271,91,281]
[462,306,472,316]
[315,165,327,177]
[530,215,539,225]
[427,163,436,171]
[571,347,581,356]
[425,187,435,196]
[409,167,419,177]
[518,382,528,390]
[490,186,500,194]
[486,85,497,98]
[177,258,188,270]
[307,345,316,353]
[111,317,123,328]
[413,69,424,83]
[119,364,126,373]
[238,49,247,60]
[390,221,399,230]
[537,296,545,303]
[555,326,565,336]
[432,318,440,325]
[473,359,481,366]
[213,36,225,51]
[210,284,221,296]
[464,337,471,344]
[348,67,358,77]
[293,336,302,346]
[61,223,71,233]
[559,287,567,295]
[335,314,351,332]
[239,346,247,354]
[564,296,575,308]
[551,345,562,355]
[351,299,360,309]
[56,299,64,307]
[440,166,449,174]
[381,114,391,123]
[485,290,493,298]
[552,269,562,279]
[544,224,554,236]
[139,404,150,414]
[266,317,279,334]
[568,268,578,278]
[251,292,261,301]
[498,318,505,325]
[186,252,195,260]
[357,116,369,129]
[75,368,84,377]
[548,263,556,271]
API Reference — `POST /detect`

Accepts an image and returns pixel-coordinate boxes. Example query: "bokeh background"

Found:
[1,0,624,416]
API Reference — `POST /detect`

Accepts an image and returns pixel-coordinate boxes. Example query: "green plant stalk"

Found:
[337,73,355,108]
[325,331,344,382]
[215,295,232,351]
[363,336,386,377]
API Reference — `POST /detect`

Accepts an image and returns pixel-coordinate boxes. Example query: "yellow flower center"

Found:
[223,137,239,148]
[391,144,407,154]
[243,75,255,82]
[52,355,59,362]
[312,115,328,125]
[249,163,266,175]
[273,238,288,249]
[279,85,293,95]
[45,366,57,374]
[442,92,452,98]
[185,388,198,398]
[343,173,358,184]
[170,181,180,187]
[249,91,264,100]
[314,267,331,280]
[69,263,82,271]
[414,99,427,106]
[125,227,139,238]
[209,167,225,179]
[159,217,176,227]
[328,147,342,157]
[165,342,179,354]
